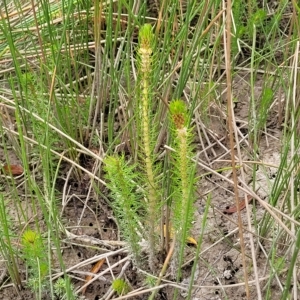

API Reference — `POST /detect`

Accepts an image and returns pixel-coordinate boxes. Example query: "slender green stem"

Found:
[169,99,196,284]
[138,24,159,270]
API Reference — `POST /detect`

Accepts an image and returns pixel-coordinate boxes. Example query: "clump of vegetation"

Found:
[112,278,131,296]
[54,277,80,300]
[103,155,143,265]
[104,24,197,278]
[21,230,49,294]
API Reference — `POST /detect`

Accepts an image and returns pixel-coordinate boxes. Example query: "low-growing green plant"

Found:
[54,277,79,300]
[144,274,156,288]
[103,155,143,265]
[112,278,131,296]
[21,230,49,295]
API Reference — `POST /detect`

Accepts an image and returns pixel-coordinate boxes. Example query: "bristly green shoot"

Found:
[103,155,142,265]
[112,278,131,296]
[21,230,49,295]
[138,24,154,74]
[54,277,79,300]
[169,99,196,280]
[169,99,189,129]
[137,24,161,271]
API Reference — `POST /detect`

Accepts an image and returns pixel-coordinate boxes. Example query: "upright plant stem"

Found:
[138,24,158,270]
[169,99,196,286]
[104,156,141,264]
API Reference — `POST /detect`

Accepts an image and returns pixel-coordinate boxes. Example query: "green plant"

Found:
[145,274,156,288]
[136,24,161,271]
[168,99,196,276]
[103,24,198,280]
[54,277,79,300]
[112,278,131,296]
[103,155,142,265]
[21,230,49,295]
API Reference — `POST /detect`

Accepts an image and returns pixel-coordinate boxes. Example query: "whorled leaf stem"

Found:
[169,99,196,279]
[137,24,160,271]
[103,155,142,265]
